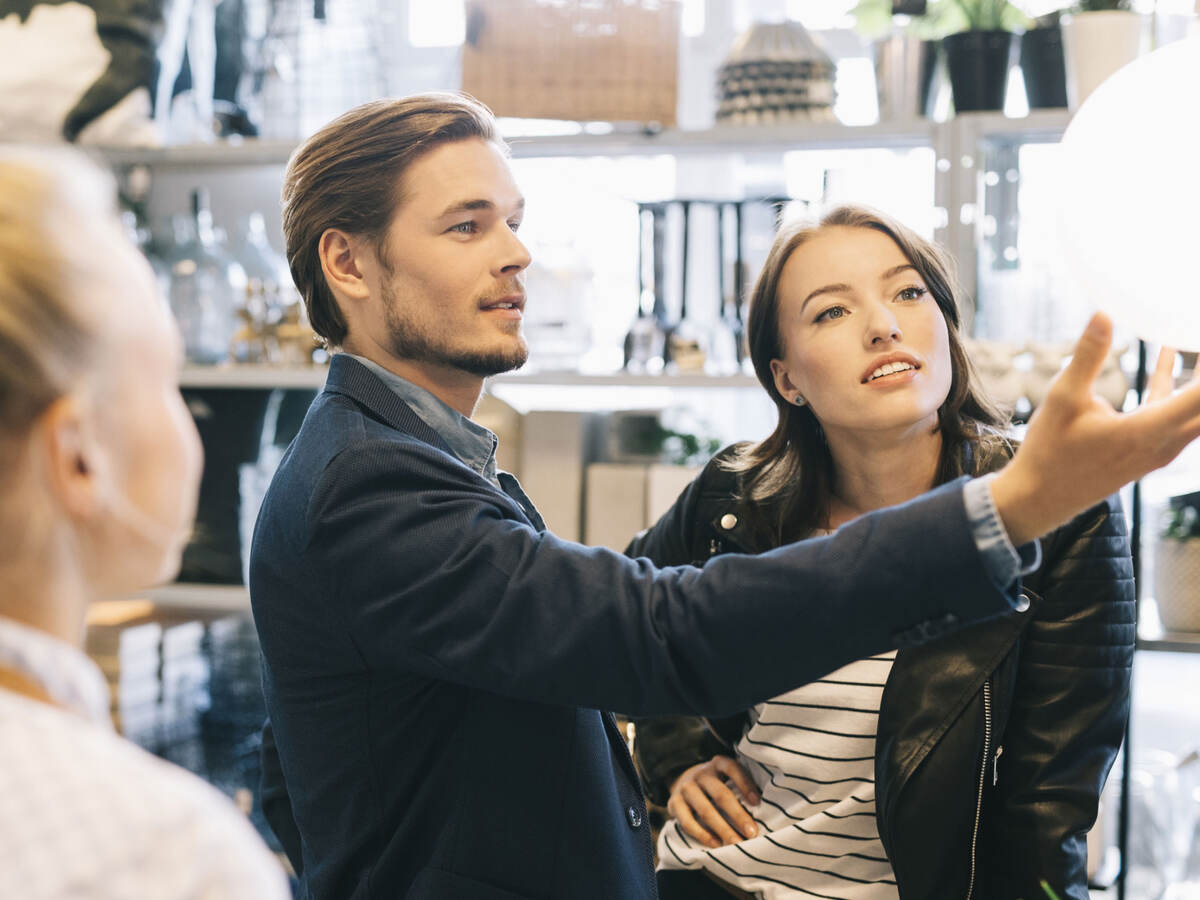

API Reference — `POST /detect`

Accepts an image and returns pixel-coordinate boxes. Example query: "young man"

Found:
[251,92,1199,900]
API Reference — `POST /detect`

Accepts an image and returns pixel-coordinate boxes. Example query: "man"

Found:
[251,92,1199,900]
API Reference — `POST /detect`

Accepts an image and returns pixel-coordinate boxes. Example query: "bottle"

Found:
[624,204,666,373]
[165,189,247,365]
[233,212,293,326]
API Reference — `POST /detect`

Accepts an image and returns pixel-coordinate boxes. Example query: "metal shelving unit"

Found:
[98,118,942,169]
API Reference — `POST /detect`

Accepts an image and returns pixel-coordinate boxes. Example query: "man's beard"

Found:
[381,278,529,377]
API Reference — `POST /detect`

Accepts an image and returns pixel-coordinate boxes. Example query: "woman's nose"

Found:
[865,305,903,345]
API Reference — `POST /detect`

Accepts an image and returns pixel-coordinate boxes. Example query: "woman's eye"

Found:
[508,219,522,232]
[815,305,847,323]
[898,286,928,302]
[449,221,478,235]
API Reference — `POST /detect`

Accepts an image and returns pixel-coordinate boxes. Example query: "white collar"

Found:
[0,615,111,726]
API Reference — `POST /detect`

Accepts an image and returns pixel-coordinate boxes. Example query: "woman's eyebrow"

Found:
[881,264,917,280]
[801,283,852,313]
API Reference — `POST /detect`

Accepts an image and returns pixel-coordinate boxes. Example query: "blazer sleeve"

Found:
[301,437,1018,718]
[625,459,743,804]
[983,494,1135,900]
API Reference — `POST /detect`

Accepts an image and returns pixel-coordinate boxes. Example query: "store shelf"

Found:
[132,583,251,614]
[960,108,1074,144]
[95,112,1074,169]
[1136,628,1200,654]
[181,364,327,389]
[96,139,301,168]
[179,365,759,390]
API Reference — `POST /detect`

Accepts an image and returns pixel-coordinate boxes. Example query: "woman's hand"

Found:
[666,755,761,848]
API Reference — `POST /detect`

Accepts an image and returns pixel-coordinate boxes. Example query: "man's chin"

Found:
[454,340,529,378]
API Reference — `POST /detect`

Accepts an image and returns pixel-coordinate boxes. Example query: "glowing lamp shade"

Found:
[1057,37,1200,350]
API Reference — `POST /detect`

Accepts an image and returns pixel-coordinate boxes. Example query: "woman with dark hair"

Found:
[630,205,1134,900]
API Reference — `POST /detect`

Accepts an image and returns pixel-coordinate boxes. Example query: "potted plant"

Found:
[939,0,1031,112]
[1061,0,1144,109]
[1020,10,1069,109]
[853,0,945,120]
[1154,492,1200,633]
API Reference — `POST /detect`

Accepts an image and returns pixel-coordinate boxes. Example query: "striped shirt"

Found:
[657,651,899,900]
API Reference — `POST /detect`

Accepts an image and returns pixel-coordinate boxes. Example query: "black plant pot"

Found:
[943,30,1013,113]
[1020,26,1068,109]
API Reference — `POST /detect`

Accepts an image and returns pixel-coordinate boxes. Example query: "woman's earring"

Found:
[793,394,806,407]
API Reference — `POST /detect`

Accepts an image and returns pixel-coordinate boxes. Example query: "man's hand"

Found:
[993,312,1200,545]
[666,755,760,848]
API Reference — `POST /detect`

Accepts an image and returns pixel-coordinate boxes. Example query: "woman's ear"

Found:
[36,394,101,521]
[318,228,372,308]
[770,358,801,404]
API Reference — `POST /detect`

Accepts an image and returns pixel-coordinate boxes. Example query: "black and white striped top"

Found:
[656,651,899,899]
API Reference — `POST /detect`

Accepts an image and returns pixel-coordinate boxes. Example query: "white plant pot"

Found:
[1062,11,1145,110]
[1153,538,1200,633]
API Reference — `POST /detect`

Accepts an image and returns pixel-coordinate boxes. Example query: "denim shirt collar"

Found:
[344,354,499,487]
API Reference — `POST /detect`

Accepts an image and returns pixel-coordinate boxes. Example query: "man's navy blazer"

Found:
[249,354,1020,899]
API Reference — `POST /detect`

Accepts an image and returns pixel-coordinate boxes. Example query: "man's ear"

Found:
[318,229,373,306]
[36,394,102,521]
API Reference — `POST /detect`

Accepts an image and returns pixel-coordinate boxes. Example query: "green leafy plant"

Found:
[1076,0,1132,11]
[852,0,1030,37]
[947,0,1032,30]
[1162,503,1200,541]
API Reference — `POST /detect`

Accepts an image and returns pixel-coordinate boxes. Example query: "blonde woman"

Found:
[0,148,289,899]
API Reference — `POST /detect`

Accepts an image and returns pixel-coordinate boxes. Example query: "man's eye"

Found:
[449,221,477,235]
[508,219,522,232]
[815,305,846,323]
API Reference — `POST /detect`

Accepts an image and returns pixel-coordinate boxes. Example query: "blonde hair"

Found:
[0,147,119,478]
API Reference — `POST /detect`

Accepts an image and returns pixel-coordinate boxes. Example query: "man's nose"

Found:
[496,227,532,275]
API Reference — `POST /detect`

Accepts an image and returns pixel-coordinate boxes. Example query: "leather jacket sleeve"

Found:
[983,493,1135,900]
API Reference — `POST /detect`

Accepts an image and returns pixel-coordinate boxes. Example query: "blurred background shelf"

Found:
[130,583,252,614]
[96,111,1074,169]
[179,365,761,390]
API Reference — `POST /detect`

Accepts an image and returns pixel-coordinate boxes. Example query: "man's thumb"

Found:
[1056,312,1113,395]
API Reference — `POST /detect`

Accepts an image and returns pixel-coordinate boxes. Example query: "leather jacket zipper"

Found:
[966,679,992,900]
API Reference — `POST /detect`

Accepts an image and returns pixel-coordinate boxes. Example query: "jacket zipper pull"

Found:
[709,538,720,556]
[992,745,1004,787]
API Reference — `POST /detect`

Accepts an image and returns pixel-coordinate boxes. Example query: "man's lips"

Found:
[480,294,525,312]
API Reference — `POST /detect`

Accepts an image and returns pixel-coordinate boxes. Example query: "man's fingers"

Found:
[713,756,761,806]
[1146,346,1178,405]
[1055,312,1113,398]
[698,773,757,839]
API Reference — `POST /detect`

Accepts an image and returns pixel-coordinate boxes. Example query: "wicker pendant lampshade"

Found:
[716,21,837,126]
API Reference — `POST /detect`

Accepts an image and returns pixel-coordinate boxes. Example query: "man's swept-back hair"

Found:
[281,92,502,347]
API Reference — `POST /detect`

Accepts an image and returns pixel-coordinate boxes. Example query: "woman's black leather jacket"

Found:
[627,444,1134,900]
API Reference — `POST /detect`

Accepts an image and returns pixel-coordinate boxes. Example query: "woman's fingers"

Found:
[713,756,761,807]
[666,756,761,848]
[697,773,758,841]
[669,784,735,847]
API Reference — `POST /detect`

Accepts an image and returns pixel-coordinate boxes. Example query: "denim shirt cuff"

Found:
[964,473,1042,594]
